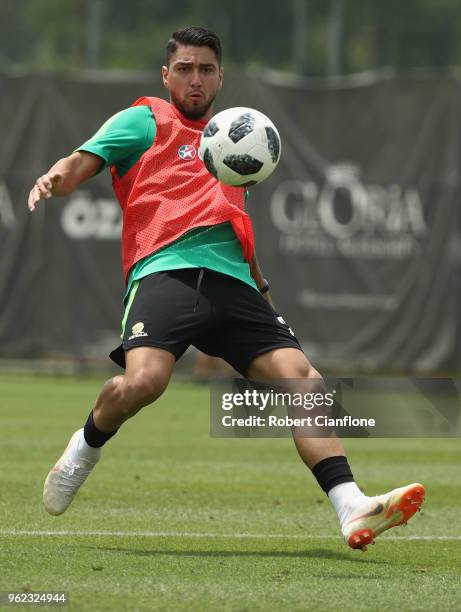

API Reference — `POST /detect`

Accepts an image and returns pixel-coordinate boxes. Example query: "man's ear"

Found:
[218,66,224,90]
[161,65,169,88]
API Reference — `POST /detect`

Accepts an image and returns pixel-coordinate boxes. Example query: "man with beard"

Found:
[28,26,424,551]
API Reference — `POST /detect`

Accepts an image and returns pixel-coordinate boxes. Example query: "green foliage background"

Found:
[2,0,461,75]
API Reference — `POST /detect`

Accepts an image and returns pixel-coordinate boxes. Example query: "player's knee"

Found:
[293,361,314,379]
[294,363,325,393]
[280,358,321,381]
[306,365,323,381]
[124,369,169,411]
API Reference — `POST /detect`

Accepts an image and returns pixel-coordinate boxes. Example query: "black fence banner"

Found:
[1,70,460,372]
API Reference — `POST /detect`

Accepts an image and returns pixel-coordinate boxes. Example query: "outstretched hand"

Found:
[28,172,64,212]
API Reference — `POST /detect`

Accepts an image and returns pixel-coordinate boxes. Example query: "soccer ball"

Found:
[198,107,281,186]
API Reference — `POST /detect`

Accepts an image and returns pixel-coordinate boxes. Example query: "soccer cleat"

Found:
[342,483,425,551]
[43,429,100,516]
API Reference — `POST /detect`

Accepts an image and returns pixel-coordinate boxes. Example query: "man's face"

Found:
[162,44,223,121]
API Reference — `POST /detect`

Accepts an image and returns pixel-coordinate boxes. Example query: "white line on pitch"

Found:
[0,530,460,541]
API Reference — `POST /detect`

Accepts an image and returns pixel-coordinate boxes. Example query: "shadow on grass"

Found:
[82,545,386,564]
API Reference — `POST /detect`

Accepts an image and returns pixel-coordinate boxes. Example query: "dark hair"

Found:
[166,26,222,66]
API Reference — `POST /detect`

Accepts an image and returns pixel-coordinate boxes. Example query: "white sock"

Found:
[75,429,101,463]
[328,481,368,527]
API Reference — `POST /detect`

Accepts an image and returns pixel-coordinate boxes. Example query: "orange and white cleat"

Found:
[342,483,426,551]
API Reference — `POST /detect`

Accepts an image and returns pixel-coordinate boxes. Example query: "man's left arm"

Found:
[249,253,273,307]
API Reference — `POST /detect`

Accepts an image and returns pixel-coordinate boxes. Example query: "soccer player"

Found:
[28,26,424,551]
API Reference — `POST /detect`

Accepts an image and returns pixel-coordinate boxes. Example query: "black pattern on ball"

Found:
[223,154,263,175]
[203,148,218,178]
[228,113,255,143]
[265,127,280,163]
[203,120,219,138]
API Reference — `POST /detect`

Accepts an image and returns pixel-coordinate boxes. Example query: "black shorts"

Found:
[110,268,302,376]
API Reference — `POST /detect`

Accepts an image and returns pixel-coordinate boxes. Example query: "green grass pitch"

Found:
[1,373,460,611]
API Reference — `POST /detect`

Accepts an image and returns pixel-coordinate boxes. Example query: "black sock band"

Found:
[311,455,354,495]
[83,411,118,448]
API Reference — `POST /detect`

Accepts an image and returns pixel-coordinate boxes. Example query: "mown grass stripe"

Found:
[1,530,460,541]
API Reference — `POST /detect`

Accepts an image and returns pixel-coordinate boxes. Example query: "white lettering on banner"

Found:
[61,191,122,239]
[0,181,16,229]
[270,164,427,259]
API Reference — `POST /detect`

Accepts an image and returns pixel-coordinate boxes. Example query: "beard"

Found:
[171,91,217,120]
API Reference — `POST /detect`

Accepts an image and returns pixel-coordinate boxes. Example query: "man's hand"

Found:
[27,151,103,212]
[28,172,64,212]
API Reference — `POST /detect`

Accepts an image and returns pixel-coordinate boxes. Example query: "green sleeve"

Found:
[76,105,157,176]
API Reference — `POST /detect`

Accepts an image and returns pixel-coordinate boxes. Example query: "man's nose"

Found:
[190,69,203,87]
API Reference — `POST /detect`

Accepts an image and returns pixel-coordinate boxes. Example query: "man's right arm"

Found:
[28,151,103,212]
[28,105,155,212]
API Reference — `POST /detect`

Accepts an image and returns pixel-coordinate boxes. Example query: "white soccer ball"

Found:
[198,107,281,186]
